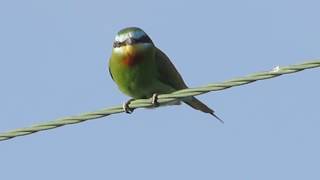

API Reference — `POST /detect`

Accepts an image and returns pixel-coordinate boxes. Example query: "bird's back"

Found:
[155,47,188,90]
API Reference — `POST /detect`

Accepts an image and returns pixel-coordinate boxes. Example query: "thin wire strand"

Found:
[0,60,319,141]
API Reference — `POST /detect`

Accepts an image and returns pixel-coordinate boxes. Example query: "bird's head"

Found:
[112,27,154,54]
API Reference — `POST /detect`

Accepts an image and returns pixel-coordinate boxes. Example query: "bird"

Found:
[108,27,223,122]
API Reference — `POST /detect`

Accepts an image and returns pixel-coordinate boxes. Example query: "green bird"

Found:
[108,27,222,122]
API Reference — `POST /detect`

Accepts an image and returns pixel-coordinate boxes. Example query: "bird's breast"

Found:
[114,45,143,67]
[110,44,157,98]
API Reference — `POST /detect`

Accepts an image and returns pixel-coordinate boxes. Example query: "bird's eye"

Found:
[113,41,121,48]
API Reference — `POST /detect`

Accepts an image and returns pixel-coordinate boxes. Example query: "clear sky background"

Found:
[0,0,319,179]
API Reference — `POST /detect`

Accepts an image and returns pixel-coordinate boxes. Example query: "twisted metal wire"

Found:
[1,60,319,141]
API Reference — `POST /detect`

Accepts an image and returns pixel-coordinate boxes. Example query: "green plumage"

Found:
[109,27,221,121]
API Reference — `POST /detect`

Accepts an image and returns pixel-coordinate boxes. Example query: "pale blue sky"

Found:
[1,0,320,179]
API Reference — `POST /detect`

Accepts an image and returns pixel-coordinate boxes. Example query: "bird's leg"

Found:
[151,93,159,107]
[122,98,135,114]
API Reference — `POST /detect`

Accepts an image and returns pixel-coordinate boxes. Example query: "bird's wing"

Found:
[155,47,188,90]
[155,48,221,121]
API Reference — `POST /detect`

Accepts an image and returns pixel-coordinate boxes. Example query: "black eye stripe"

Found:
[113,35,153,48]
[113,41,124,48]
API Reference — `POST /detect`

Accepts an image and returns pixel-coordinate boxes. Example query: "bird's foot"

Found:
[122,98,135,114]
[151,93,159,107]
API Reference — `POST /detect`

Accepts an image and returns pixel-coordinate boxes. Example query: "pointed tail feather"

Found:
[184,97,224,123]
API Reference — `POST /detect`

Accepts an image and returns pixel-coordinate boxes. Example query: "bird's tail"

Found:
[184,97,224,123]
